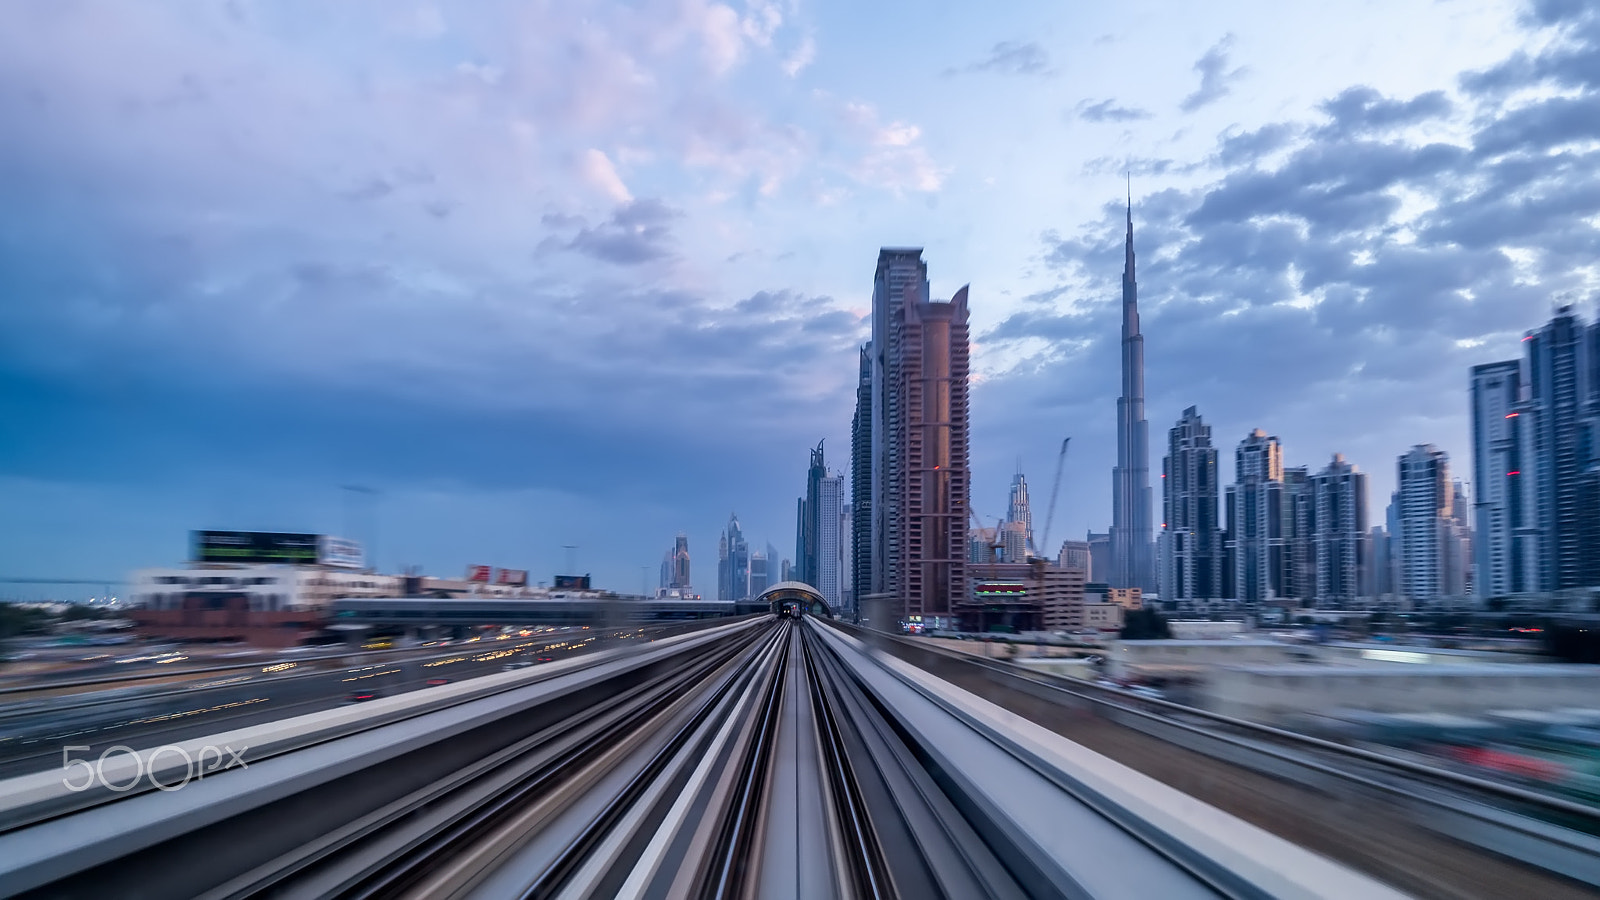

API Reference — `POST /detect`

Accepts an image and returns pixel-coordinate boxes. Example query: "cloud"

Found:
[1317,87,1453,136]
[1075,99,1152,123]
[988,11,1600,527]
[783,34,817,77]
[1214,123,1302,167]
[580,149,634,204]
[558,199,682,265]
[834,100,946,192]
[945,41,1055,78]
[1180,35,1248,112]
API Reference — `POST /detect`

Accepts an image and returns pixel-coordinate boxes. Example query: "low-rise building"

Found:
[1083,601,1124,631]
[1204,664,1600,726]
[1105,639,1294,682]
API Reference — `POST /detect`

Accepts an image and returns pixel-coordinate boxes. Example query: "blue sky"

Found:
[1,0,1596,595]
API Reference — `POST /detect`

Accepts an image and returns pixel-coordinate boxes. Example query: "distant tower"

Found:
[718,514,750,601]
[671,532,691,589]
[1109,192,1155,591]
[799,441,827,587]
[1005,467,1034,561]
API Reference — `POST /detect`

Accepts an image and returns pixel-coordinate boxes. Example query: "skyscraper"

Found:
[717,530,729,601]
[1086,531,1110,583]
[1397,445,1455,603]
[1284,465,1312,601]
[839,505,853,617]
[670,533,690,589]
[1226,429,1289,602]
[717,514,750,602]
[1162,406,1221,603]
[851,346,873,610]
[854,248,970,626]
[817,473,844,608]
[867,248,931,604]
[1109,196,1155,591]
[1308,454,1369,606]
[748,549,769,598]
[1005,469,1034,560]
[1471,360,1532,597]
[1522,308,1596,592]
[798,441,827,587]
[893,283,971,622]
[1447,480,1474,598]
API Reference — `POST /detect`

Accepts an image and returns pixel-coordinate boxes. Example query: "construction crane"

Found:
[1036,438,1071,561]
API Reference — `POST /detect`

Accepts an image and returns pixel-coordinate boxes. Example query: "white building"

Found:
[1058,540,1091,572]
[1397,445,1468,604]
[133,565,403,612]
[817,474,844,610]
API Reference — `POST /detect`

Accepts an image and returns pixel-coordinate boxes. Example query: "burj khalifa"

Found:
[1108,193,1154,591]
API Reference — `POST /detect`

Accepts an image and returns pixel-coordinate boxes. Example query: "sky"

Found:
[1,0,1596,596]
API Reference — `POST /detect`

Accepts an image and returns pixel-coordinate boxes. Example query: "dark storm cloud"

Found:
[1473,94,1600,156]
[945,41,1055,78]
[562,199,682,265]
[1317,87,1453,136]
[1075,99,1152,123]
[1180,35,1247,113]
[1461,1,1600,96]
[1214,123,1301,167]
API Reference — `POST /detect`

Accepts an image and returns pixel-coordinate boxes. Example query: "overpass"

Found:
[756,580,833,617]
[329,596,738,627]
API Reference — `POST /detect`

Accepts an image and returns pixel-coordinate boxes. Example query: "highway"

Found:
[0,615,1420,899]
[0,626,681,782]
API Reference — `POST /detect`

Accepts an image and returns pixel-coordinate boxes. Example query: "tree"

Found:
[1120,608,1172,640]
[60,605,109,622]
[0,604,53,640]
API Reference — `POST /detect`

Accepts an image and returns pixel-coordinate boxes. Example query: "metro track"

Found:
[0,617,1410,899]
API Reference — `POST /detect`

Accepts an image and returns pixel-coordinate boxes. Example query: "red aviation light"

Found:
[1508,471,1521,476]
[1506,412,1519,418]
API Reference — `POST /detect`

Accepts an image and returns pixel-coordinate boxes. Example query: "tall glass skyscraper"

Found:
[1472,307,1600,596]
[1109,197,1155,591]
[1226,429,1288,602]
[1308,454,1369,606]
[1162,406,1221,602]
[1470,359,1532,596]
[1397,445,1453,602]
[1001,470,1033,563]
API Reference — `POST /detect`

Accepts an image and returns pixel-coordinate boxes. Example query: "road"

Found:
[0,626,670,781]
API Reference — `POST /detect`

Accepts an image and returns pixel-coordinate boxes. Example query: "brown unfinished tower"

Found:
[892,282,971,622]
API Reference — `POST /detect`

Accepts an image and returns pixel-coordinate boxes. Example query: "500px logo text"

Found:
[61,744,249,792]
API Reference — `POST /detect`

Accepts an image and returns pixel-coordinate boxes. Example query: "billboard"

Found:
[194,531,320,565]
[318,536,365,569]
[466,565,492,583]
[496,568,528,587]
[553,574,591,590]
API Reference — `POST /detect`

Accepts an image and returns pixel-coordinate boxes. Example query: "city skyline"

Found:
[2,2,1597,592]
